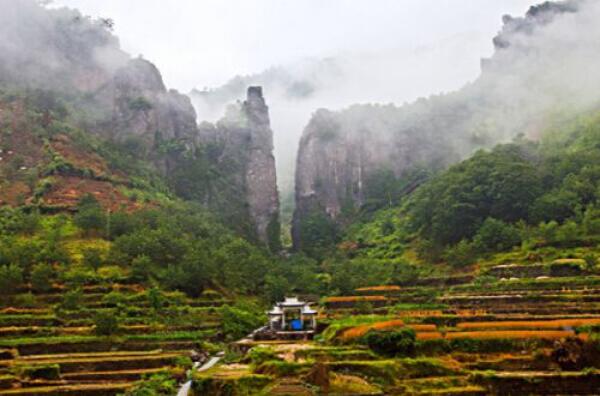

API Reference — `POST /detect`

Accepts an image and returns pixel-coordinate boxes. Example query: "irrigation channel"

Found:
[177,351,224,396]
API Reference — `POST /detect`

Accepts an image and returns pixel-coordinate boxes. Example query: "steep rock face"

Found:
[291,105,452,250]
[243,87,280,247]
[107,58,198,144]
[292,0,591,251]
[192,87,280,249]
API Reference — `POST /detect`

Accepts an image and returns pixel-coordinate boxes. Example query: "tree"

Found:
[297,210,339,259]
[264,274,290,303]
[472,218,521,253]
[362,328,416,357]
[93,310,120,336]
[0,264,23,295]
[82,248,104,272]
[130,255,154,283]
[74,195,105,236]
[147,287,164,311]
[30,263,54,292]
[220,303,265,341]
[60,288,83,311]
[444,240,477,267]
[410,143,542,247]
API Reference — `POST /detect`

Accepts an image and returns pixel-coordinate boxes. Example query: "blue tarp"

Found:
[291,319,302,330]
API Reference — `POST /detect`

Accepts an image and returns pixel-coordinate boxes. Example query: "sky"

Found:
[53,0,535,92]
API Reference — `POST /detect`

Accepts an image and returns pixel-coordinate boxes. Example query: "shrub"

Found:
[128,96,153,112]
[30,263,54,292]
[62,266,99,287]
[82,248,104,272]
[444,240,476,267]
[0,264,23,295]
[355,300,374,314]
[220,303,265,341]
[15,364,60,380]
[248,346,281,366]
[93,309,120,336]
[60,288,83,311]
[74,195,106,236]
[131,255,153,283]
[123,372,177,396]
[14,293,38,308]
[551,336,600,370]
[361,328,416,357]
[102,291,127,307]
[147,287,164,311]
[472,218,521,253]
[584,254,598,271]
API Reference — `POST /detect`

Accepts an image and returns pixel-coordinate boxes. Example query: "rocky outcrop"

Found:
[243,87,280,248]
[194,87,280,249]
[291,104,453,250]
[87,58,198,175]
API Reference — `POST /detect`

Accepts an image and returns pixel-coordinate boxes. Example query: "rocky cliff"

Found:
[292,0,591,251]
[191,87,280,250]
[0,1,280,249]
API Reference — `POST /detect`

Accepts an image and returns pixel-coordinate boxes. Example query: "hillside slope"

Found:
[292,0,600,252]
[0,0,280,247]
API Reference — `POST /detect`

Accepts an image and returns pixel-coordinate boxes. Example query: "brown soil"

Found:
[42,176,140,212]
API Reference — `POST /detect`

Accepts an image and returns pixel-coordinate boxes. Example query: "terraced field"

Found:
[191,259,600,395]
[0,282,224,395]
[318,261,600,394]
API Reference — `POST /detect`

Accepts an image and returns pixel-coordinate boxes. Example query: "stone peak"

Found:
[247,86,263,100]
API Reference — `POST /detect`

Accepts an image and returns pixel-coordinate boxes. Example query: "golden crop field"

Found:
[445,330,576,340]
[325,296,388,303]
[456,318,600,330]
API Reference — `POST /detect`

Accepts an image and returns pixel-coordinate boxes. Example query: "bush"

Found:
[30,263,54,292]
[62,266,99,287]
[102,291,127,307]
[0,264,23,295]
[82,248,104,272]
[123,372,177,396]
[355,300,374,314]
[147,287,164,311]
[93,309,120,336]
[220,303,266,341]
[60,288,83,311]
[14,293,38,308]
[15,364,60,380]
[551,336,600,370]
[444,240,476,268]
[131,255,153,283]
[74,195,106,236]
[361,328,416,357]
[248,346,281,366]
[472,218,521,253]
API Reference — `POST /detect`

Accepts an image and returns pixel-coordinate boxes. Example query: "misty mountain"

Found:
[189,32,489,195]
[292,0,600,251]
[0,0,280,249]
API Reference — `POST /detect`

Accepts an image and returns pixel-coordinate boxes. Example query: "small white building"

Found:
[267,297,317,333]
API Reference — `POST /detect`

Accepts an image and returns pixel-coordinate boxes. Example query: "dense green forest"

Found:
[293,109,600,293]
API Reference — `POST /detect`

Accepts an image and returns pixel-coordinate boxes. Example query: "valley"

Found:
[3,0,600,395]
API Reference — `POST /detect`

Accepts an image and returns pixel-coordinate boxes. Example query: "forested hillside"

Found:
[292,0,600,253]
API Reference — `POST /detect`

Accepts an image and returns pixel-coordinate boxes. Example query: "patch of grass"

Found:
[192,373,273,396]
[254,361,311,377]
